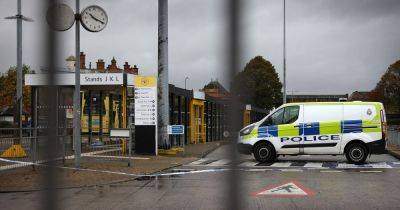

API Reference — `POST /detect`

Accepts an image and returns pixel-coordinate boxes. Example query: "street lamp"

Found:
[283,0,287,104]
[5,0,33,148]
[184,76,190,90]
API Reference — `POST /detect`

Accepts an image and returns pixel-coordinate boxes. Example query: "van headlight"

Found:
[240,124,256,136]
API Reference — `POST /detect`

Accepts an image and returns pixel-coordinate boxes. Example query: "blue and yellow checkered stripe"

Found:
[257,120,381,138]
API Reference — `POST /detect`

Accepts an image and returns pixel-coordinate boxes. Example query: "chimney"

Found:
[124,62,130,71]
[80,52,86,69]
[132,65,139,75]
[96,59,105,71]
[107,57,119,72]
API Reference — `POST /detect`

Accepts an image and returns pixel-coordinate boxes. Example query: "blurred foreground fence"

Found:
[388,125,400,147]
[0,127,133,171]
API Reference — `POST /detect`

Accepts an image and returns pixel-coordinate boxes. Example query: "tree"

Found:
[369,60,400,114]
[0,65,34,113]
[232,56,283,110]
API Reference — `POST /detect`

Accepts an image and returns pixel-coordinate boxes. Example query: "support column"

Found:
[73,0,81,168]
[158,0,169,148]
[122,86,127,128]
[99,91,103,141]
[16,0,23,144]
[88,90,92,144]
[184,96,188,145]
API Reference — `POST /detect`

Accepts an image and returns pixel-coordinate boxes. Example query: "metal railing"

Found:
[0,127,134,170]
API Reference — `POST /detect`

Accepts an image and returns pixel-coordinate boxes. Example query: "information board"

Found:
[134,76,157,125]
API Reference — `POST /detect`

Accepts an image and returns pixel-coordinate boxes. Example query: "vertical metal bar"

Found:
[109,93,113,129]
[158,0,170,149]
[118,94,122,128]
[44,1,58,209]
[88,90,92,144]
[73,0,81,168]
[16,0,23,144]
[226,0,242,209]
[184,96,188,145]
[32,87,37,169]
[170,93,174,146]
[99,91,103,141]
[283,0,287,104]
[122,86,127,128]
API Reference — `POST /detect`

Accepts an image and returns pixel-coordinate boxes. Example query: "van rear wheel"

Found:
[345,143,368,164]
[253,142,276,163]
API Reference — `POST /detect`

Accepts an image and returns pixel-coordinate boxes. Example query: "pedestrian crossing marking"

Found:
[184,159,400,170]
[269,162,292,168]
[238,161,258,167]
[303,162,324,168]
[208,159,230,166]
[188,158,211,165]
[370,163,392,168]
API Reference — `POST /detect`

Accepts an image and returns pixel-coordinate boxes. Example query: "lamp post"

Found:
[158,0,169,149]
[184,76,190,90]
[283,0,287,104]
[5,0,33,145]
[73,0,81,168]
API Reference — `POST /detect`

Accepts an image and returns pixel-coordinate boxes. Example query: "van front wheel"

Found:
[253,142,276,163]
[345,143,368,164]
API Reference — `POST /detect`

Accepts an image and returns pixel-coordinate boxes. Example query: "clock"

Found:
[46,3,75,31]
[80,5,108,32]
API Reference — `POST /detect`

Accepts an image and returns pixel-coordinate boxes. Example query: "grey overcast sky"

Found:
[0,0,399,94]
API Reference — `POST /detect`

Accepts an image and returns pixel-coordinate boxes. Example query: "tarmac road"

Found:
[1,145,400,210]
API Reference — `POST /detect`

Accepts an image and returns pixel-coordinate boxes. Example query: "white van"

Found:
[237,102,387,163]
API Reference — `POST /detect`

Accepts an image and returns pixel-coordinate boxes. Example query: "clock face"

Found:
[46,3,75,31]
[80,5,108,32]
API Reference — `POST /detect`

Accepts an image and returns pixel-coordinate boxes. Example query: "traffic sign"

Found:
[168,125,184,135]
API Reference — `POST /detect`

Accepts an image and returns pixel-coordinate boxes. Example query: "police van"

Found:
[238,102,387,163]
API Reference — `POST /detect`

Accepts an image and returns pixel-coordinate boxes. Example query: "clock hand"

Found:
[89,14,105,24]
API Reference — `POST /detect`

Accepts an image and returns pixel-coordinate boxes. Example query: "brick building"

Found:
[69,52,139,75]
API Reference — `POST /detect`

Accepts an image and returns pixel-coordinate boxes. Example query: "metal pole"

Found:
[226,0,241,209]
[17,0,23,143]
[283,0,287,104]
[184,76,189,90]
[73,0,81,168]
[183,76,189,150]
[158,0,169,149]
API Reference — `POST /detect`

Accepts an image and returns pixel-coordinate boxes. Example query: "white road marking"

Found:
[303,162,324,168]
[0,148,146,171]
[245,169,269,172]
[337,163,359,168]
[270,162,292,167]
[188,158,211,165]
[238,161,258,167]
[321,170,342,173]
[370,163,392,168]
[279,169,303,172]
[207,159,230,166]
[360,170,382,173]
[82,154,149,160]
[172,168,195,171]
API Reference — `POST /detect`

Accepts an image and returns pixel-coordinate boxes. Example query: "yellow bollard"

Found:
[121,139,126,155]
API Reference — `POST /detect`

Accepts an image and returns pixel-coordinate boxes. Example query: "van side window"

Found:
[262,106,299,126]
[283,106,300,124]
